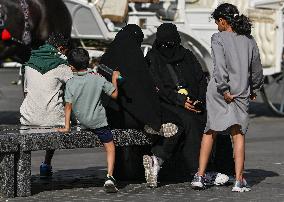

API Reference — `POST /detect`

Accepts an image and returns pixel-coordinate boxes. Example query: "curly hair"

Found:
[211,3,252,36]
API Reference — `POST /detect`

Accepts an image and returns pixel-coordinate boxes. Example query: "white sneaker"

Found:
[143,155,160,188]
[214,173,230,185]
[204,172,229,186]
[232,178,251,192]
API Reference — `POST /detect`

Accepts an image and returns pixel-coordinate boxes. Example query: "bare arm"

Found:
[110,71,120,99]
[57,102,72,133]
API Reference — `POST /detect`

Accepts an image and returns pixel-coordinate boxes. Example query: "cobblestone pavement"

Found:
[1,68,284,201]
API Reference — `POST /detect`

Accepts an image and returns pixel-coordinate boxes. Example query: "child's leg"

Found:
[198,130,217,176]
[103,140,115,176]
[44,149,55,165]
[231,125,245,181]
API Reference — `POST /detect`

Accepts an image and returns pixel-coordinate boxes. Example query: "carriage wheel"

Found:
[261,70,284,116]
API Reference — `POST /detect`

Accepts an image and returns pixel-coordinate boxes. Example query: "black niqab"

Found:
[100,24,161,130]
[153,23,185,63]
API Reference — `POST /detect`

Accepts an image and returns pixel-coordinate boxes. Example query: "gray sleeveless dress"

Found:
[205,32,263,134]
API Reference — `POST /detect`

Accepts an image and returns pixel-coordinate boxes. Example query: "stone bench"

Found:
[0,128,19,198]
[0,125,152,198]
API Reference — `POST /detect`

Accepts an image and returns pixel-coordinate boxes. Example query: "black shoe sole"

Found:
[191,184,206,190]
[104,184,118,193]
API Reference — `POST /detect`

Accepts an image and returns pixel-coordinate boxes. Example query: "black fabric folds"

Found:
[99,24,161,130]
[146,46,207,108]
[146,23,208,173]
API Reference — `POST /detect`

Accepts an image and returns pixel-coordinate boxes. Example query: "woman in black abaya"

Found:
[142,23,208,187]
[143,23,234,188]
[100,24,162,131]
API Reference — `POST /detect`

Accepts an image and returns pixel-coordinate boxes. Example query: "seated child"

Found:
[57,48,120,193]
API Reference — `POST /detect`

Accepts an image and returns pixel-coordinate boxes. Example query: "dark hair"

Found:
[67,48,90,71]
[46,32,70,49]
[212,3,252,36]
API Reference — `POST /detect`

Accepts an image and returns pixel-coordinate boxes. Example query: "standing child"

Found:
[191,3,263,192]
[57,48,120,193]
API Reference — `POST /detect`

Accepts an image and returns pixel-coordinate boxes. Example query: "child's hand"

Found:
[224,92,234,103]
[112,71,121,81]
[57,127,70,133]
[250,93,257,100]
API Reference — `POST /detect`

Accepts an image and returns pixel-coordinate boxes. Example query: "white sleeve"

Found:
[57,64,73,83]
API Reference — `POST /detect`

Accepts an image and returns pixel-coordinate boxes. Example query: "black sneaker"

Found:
[191,173,206,190]
[104,175,118,193]
[39,162,53,179]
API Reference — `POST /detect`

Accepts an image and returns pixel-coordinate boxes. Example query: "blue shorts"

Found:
[91,126,113,143]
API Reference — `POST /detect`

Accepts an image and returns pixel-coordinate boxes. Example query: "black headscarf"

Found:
[100,24,161,130]
[153,23,185,63]
[146,23,207,108]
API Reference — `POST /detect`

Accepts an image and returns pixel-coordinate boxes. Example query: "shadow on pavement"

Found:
[245,169,279,186]
[0,111,21,125]
[31,166,143,195]
[249,102,280,118]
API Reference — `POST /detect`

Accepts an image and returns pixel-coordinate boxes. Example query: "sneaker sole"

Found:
[39,176,52,179]
[104,184,118,193]
[144,124,178,138]
[161,123,178,138]
[143,155,157,188]
[39,173,52,179]
[191,182,205,190]
[232,187,251,192]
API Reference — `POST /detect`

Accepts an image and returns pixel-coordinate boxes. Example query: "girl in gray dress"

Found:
[191,3,263,192]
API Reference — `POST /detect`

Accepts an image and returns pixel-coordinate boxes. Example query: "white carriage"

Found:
[63,0,284,115]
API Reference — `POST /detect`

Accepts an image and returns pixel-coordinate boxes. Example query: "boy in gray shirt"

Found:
[58,48,120,193]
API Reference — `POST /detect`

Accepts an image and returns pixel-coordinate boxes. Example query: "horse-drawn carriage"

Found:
[1,0,284,115]
[63,0,284,116]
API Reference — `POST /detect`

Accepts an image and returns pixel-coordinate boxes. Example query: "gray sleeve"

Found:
[251,39,264,91]
[64,82,73,103]
[211,34,230,94]
[102,77,116,96]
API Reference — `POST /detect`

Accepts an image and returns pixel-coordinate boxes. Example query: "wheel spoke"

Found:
[279,85,284,113]
[262,72,284,116]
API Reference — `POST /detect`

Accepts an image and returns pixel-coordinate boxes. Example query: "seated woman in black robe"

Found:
[143,23,234,188]
[100,24,178,136]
